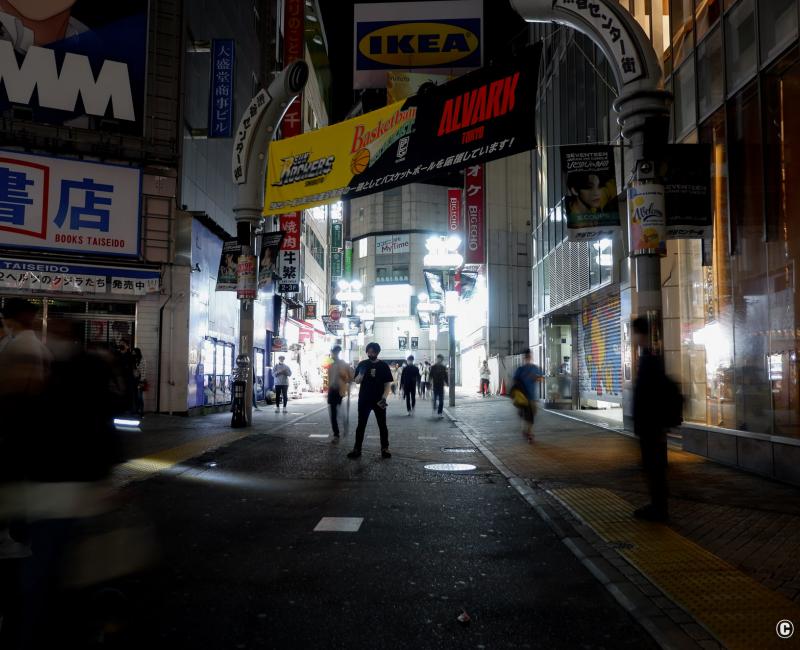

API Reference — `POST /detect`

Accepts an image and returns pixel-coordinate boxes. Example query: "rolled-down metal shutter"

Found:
[578,294,622,401]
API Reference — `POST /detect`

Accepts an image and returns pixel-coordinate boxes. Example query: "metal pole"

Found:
[448,315,456,407]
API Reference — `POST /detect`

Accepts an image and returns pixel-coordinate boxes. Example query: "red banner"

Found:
[447,188,461,235]
[279,213,301,249]
[282,0,304,138]
[464,164,484,264]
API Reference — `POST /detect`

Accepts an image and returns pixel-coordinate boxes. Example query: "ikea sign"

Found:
[354,0,482,89]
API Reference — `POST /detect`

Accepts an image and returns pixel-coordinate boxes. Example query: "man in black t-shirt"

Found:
[348,342,394,459]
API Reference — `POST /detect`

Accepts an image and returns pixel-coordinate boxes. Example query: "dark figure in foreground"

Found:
[349,343,393,459]
[632,316,671,522]
[400,355,420,415]
[429,355,448,418]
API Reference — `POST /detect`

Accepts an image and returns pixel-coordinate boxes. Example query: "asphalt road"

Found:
[100,401,657,648]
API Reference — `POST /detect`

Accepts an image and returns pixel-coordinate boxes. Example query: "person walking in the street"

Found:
[416,362,423,397]
[420,361,431,399]
[132,347,147,417]
[272,355,292,413]
[114,339,137,415]
[632,317,671,522]
[480,360,491,397]
[429,355,448,418]
[512,350,544,443]
[400,355,421,415]
[327,345,353,442]
[348,342,393,459]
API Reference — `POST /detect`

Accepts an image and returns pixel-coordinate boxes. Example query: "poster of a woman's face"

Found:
[567,173,604,213]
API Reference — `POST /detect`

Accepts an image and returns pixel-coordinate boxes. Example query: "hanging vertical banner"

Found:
[561,146,620,242]
[344,240,353,276]
[209,39,235,138]
[281,0,304,138]
[459,269,478,300]
[448,188,462,238]
[464,164,485,264]
[258,231,284,290]
[216,239,241,292]
[664,144,712,240]
[331,221,343,249]
[424,269,445,305]
[278,213,300,293]
[628,183,666,256]
[236,254,256,299]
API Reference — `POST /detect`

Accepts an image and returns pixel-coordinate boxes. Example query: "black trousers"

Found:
[354,402,389,451]
[274,385,288,407]
[328,387,343,436]
[432,386,445,414]
[639,435,668,513]
[404,385,416,411]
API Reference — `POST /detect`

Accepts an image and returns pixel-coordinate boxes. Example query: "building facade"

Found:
[530,0,800,483]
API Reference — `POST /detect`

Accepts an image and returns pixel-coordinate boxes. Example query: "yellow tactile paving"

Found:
[118,430,250,481]
[551,487,800,650]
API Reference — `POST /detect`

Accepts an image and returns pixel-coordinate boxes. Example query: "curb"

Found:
[445,408,713,650]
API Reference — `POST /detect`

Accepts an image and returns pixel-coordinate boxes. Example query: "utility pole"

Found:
[230,61,309,427]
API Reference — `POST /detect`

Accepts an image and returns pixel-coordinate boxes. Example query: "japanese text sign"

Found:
[464,164,484,264]
[281,0,304,138]
[448,188,461,237]
[209,39,235,138]
[0,151,141,257]
[278,213,300,293]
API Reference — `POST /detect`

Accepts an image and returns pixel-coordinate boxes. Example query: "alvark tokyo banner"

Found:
[561,146,620,242]
[264,45,542,215]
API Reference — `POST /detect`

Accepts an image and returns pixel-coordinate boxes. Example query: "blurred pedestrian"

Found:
[429,355,448,418]
[480,360,491,397]
[132,347,147,417]
[0,314,10,354]
[348,343,393,459]
[632,317,670,522]
[420,361,431,400]
[400,355,420,415]
[416,362,423,397]
[327,345,353,443]
[272,355,291,413]
[390,363,399,398]
[511,350,544,442]
[114,339,137,415]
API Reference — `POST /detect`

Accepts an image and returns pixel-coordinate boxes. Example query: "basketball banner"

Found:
[264,45,541,216]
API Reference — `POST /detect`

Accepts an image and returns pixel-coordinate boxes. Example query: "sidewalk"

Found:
[447,391,800,649]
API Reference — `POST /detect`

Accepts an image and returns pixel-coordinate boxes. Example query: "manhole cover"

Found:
[441,447,477,453]
[424,463,477,472]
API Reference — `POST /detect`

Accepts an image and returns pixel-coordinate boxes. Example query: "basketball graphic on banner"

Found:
[351,148,370,175]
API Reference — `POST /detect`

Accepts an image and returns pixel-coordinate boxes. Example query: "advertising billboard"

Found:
[264,45,541,215]
[354,0,482,89]
[0,1,149,133]
[375,234,409,254]
[561,145,620,242]
[0,150,141,257]
[464,164,484,264]
[209,39,235,138]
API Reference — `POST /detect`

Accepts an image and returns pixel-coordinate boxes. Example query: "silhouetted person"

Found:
[632,317,669,522]
[327,345,353,442]
[348,343,393,459]
[429,355,448,418]
[512,350,543,442]
[400,355,420,415]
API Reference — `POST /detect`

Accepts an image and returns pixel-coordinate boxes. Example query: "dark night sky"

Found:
[317,0,529,123]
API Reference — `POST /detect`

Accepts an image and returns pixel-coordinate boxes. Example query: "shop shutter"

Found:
[577,294,622,401]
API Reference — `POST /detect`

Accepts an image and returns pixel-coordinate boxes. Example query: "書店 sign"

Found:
[0,2,149,133]
[264,45,541,215]
[375,234,410,255]
[0,151,142,258]
[354,0,482,89]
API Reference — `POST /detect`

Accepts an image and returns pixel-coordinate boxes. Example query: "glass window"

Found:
[725,0,757,93]
[358,238,367,258]
[674,55,697,137]
[763,50,800,437]
[671,0,695,67]
[696,0,722,41]
[697,27,724,119]
[758,0,798,64]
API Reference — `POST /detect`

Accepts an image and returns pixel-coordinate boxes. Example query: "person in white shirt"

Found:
[480,360,491,397]
[272,355,292,413]
[327,345,353,442]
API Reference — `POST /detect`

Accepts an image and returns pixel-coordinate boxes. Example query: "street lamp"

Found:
[423,234,463,407]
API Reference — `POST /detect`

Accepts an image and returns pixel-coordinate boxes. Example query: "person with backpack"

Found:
[511,350,543,442]
[632,316,682,523]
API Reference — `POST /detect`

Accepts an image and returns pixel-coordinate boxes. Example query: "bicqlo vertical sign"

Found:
[464,164,484,264]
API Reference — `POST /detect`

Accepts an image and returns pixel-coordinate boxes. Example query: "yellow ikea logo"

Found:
[358,21,480,68]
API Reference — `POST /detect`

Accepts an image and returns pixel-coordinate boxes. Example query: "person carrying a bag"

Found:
[510,349,544,443]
